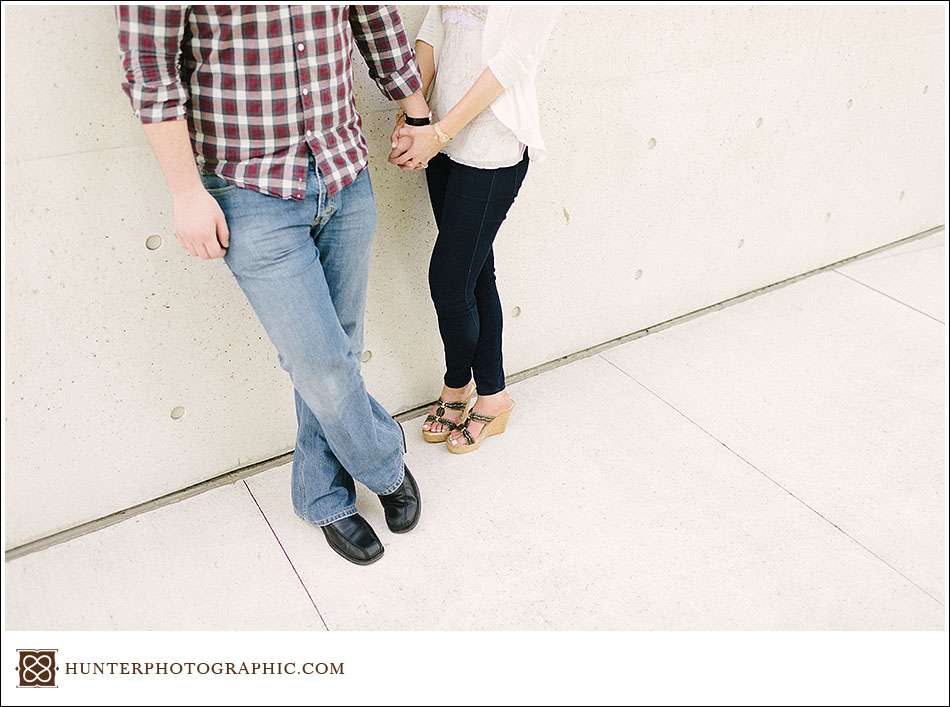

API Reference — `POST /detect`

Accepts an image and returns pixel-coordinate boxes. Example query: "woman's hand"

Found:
[394,124,444,170]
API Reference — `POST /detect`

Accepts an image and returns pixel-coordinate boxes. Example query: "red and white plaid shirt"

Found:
[117,5,421,199]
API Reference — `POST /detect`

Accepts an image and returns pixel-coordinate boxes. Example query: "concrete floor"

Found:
[6,231,945,630]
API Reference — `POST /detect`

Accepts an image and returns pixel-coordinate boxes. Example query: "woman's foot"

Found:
[421,381,475,441]
[448,390,514,448]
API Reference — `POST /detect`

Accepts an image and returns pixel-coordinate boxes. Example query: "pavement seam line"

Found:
[842,241,943,265]
[832,269,946,325]
[243,480,331,631]
[599,355,945,609]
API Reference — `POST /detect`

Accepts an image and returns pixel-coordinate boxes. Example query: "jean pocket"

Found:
[199,171,236,195]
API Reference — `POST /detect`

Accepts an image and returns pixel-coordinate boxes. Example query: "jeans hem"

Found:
[474,383,506,396]
[444,373,475,390]
[309,506,358,527]
[377,464,406,496]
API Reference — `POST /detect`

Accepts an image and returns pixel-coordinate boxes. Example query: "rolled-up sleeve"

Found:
[487,7,560,89]
[116,4,189,123]
[349,5,422,101]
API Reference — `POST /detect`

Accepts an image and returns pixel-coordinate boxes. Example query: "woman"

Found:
[391,5,560,454]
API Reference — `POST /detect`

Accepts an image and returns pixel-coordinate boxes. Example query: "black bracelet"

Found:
[404,114,431,126]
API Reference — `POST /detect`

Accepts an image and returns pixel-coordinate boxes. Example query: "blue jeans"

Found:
[202,162,405,526]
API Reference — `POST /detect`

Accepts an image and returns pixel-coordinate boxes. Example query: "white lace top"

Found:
[427,5,525,169]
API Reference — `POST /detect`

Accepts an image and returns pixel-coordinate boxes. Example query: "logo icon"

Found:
[16,649,57,688]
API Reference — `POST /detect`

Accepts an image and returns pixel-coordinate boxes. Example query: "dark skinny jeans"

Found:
[425,151,529,396]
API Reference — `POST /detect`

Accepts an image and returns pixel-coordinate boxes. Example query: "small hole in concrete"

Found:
[634,269,643,280]
[755,117,763,128]
[145,235,163,251]
[360,350,372,363]
[512,306,522,318]
[170,406,186,420]
[647,137,657,150]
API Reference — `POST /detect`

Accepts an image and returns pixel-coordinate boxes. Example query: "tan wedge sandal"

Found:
[447,402,516,454]
[421,388,476,443]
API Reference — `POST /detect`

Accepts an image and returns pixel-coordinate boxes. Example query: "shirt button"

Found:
[302,88,309,95]
[306,129,312,137]
[297,43,305,52]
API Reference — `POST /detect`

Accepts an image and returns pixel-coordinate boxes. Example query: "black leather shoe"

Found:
[378,466,421,533]
[321,514,384,565]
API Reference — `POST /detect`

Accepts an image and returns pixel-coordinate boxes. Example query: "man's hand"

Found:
[390,112,406,149]
[389,90,432,170]
[388,113,415,169]
[173,186,230,259]
[389,135,414,168]
[139,120,230,259]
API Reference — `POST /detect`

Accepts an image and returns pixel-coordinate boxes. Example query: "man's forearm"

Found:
[142,119,202,195]
[399,89,430,120]
[140,118,229,260]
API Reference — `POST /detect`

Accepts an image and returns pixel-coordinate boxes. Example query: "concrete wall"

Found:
[4,5,945,548]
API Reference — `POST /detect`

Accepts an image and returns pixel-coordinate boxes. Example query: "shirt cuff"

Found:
[123,81,190,124]
[378,60,423,102]
[416,24,438,48]
[133,102,189,125]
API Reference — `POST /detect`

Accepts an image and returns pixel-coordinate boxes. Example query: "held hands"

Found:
[173,185,230,259]
[388,122,445,171]
[389,112,406,151]
[388,112,413,168]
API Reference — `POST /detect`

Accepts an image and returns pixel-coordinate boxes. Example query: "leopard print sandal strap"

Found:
[457,411,497,445]
[424,397,470,430]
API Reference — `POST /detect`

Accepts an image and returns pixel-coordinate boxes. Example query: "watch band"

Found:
[404,114,431,127]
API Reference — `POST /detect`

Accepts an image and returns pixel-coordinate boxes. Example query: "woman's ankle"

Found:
[442,380,474,398]
[474,389,510,407]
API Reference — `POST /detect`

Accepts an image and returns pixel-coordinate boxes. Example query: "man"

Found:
[117,5,430,565]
